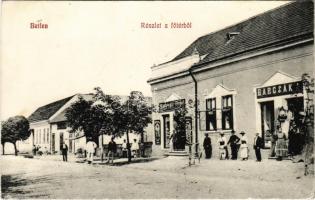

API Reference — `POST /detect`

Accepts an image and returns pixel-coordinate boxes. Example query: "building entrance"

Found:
[286,97,305,155]
[287,97,304,122]
[163,115,171,149]
[59,133,64,152]
[52,133,55,153]
[162,114,187,151]
[173,120,186,151]
[260,101,275,148]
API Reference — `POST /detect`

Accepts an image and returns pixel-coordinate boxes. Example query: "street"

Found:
[1,155,314,199]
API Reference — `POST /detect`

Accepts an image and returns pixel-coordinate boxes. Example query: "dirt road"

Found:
[1,156,313,199]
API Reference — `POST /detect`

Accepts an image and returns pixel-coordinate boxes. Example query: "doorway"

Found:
[287,97,304,124]
[59,133,64,152]
[163,115,170,148]
[287,97,305,155]
[260,101,275,148]
[173,120,187,151]
[52,133,55,153]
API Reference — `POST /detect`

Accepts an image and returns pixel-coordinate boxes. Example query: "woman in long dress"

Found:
[217,132,227,160]
[275,128,288,161]
[239,131,248,160]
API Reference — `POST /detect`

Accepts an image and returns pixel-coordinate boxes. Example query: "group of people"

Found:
[85,137,141,164]
[32,145,49,156]
[203,130,264,162]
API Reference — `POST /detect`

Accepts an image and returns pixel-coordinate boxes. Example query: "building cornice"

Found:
[29,120,50,127]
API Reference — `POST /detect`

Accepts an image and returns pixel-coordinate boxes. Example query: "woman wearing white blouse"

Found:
[239,131,248,160]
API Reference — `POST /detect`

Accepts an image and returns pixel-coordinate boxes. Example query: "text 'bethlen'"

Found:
[30,21,48,29]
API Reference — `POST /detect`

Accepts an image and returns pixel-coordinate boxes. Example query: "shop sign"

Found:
[159,99,185,112]
[256,81,303,99]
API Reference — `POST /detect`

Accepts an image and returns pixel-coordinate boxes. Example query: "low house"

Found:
[21,94,153,155]
[25,94,91,154]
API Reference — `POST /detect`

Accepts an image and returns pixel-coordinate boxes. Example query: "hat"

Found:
[299,111,306,116]
[231,130,235,133]
[240,131,245,135]
[220,132,224,135]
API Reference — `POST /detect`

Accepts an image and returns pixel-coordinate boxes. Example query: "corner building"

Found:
[148,2,314,158]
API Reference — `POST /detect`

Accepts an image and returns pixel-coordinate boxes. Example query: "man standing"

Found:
[61,142,68,162]
[253,133,264,162]
[203,133,212,159]
[227,130,240,160]
[131,139,140,158]
[86,139,97,164]
[107,137,117,164]
[32,145,36,156]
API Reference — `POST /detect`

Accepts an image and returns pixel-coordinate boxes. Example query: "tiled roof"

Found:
[50,94,93,123]
[31,94,152,124]
[28,96,74,123]
[172,1,313,66]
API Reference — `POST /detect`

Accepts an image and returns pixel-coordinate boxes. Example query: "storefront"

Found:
[154,96,188,151]
[254,72,305,149]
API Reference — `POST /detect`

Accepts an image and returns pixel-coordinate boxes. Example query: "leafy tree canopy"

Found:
[1,115,30,144]
[65,87,121,142]
[123,91,152,134]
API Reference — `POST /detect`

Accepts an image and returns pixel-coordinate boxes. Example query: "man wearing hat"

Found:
[253,133,264,162]
[203,133,212,159]
[228,130,240,160]
[107,136,117,164]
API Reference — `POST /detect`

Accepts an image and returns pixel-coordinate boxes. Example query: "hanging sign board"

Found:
[256,81,303,99]
[159,99,185,112]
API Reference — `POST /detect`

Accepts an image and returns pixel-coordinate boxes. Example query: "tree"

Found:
[301,73,314,175]
[121,91,152,162]
[1,116,30,155]
[65,88,116,145]
[173,105,188,150]
[65,88,152,162]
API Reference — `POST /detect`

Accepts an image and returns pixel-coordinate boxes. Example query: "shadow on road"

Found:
[1,175,49,199]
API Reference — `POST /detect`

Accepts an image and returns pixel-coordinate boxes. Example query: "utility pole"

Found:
[189,70,199,158]
[126,100,132,162]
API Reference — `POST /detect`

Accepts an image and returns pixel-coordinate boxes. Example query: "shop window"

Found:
[47,128,50,143]
[206,98,216,131]
[39,130,41,144]
[36,131,38,144]
[222,95,233,130]
[47,131,49,143]
[57,122,67,130]
[43,129,46,143]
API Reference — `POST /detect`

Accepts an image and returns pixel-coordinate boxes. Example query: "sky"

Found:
[1,1,288,120]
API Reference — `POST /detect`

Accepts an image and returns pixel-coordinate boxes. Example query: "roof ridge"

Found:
[198,2,293,41]
[38,95,75,108]
[171,1,308,62]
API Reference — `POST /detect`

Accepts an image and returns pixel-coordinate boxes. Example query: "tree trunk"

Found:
[13,142,17,156]
[2,143,5,155]
[140,131,145,157]
[126,130,132,162]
